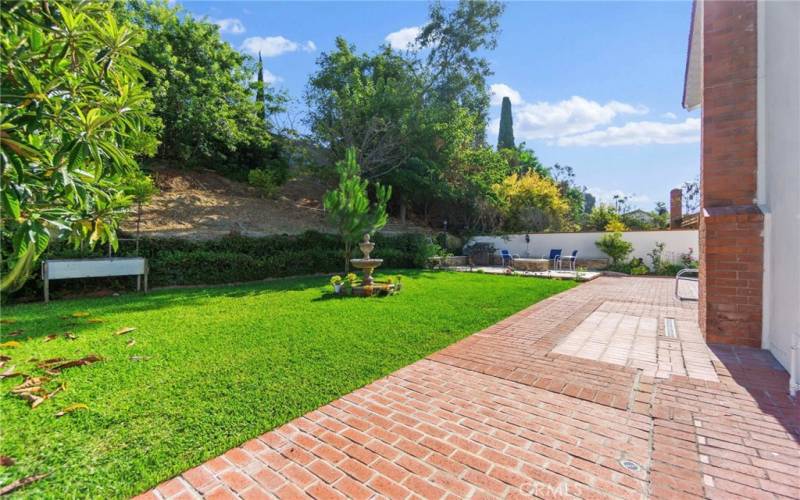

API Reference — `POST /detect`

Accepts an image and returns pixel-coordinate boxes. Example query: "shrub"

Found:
[595,232,633,265]
[8,231,432,300]
[647,242,666,274]
[631,264,649,276]
[604,219,628,232]
[248,169,281,198]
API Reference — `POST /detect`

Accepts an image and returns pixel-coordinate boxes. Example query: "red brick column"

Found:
[670,188,683,229]
[699,0,764,346]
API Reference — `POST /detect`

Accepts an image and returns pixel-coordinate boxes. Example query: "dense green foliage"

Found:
[0,272,575,497]
[323,148,392,272]
[1,1,160,292]
[497,96,515,150]
[10,232,436,300]
[118,0,286,181]
[306,0,525,232]
[418,0,505,133]
[595,231,634,265]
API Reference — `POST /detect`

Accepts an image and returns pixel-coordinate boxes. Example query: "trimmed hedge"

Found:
[12,231,435,300]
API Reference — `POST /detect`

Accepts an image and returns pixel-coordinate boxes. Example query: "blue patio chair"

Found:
[562,250,578,271]
[500,249,514,267]
[546,249,562,270]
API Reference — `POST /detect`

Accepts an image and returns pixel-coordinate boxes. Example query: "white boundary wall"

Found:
[467,230,698,266]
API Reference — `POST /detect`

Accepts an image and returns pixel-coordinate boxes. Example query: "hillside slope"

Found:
[122,167,431,240]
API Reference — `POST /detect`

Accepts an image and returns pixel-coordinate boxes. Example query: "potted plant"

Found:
[330,275,343,293]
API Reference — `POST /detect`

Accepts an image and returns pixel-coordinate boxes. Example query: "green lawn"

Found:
[0,270,575,498]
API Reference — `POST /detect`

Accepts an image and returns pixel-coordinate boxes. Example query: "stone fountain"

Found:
[349,233,382,285]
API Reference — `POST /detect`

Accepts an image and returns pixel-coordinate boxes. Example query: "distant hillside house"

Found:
[622,209,656,226]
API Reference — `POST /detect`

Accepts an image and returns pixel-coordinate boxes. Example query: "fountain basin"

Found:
[350,258,383,269]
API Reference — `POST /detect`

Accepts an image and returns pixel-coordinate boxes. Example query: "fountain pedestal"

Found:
[349,234,383,285]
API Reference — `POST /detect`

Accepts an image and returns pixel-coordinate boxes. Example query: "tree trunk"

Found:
[136,202,142,254]
[344,241,351,274]
[399,198,407,226]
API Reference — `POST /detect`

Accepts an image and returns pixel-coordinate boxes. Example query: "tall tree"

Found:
[119,0,276,177]
[306,38,423,178]
[497,96,515,150]
[417,0,505,142]
[256,51,266,123]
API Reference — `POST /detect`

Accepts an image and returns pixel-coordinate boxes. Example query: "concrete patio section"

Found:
[139,277,799,500]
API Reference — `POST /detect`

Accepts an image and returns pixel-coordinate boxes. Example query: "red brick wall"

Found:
[699,0,764,346]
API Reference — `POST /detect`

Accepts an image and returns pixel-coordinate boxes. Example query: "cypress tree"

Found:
[497,96,515,150]
[256,51,266,122]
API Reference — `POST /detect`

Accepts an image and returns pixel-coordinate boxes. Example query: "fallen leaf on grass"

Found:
[63,332,77,340]
[45,355,103,373]
[114,327,136,336]
[0,456,14,467]
[71,312,90,318]
[36,358,65,369]
[55,403,88,417]
[43,335,57,343]
[0,366,21,379]
[12,376,50,393]
[126,339,135,347]
[18,392,45,408]
[130,356,151,362]
[0,319,16,325]
[87,319,105,324]
[17,383,65,408]
[6,331,22,337]
[0,341,21,349]
[0,473,49,495]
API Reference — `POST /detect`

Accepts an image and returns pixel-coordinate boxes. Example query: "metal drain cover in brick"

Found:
[620,459,642,472]
[664,317,678,338]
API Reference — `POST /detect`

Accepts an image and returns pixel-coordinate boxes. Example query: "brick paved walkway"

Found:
[138,277,799,500]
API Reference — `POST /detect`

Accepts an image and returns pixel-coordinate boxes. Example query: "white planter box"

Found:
[42,257,148,303]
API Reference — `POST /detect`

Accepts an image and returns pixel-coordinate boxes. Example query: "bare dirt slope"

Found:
[122,167,430,240]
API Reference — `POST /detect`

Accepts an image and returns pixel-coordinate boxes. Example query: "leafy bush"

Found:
[248,169,281,198]
[631,264,649,276]
[1,1,160,292]
[604,219,628,232]
[8,231,432,300]
[647,242,667,274]
[595,232,633,265]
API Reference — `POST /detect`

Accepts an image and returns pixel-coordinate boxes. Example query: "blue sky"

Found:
[178,1,700,210]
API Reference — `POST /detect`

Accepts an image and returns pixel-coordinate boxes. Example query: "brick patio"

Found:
[139,277,799,499]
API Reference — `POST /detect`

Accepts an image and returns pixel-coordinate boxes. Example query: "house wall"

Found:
[699,0,764,347]
[760,0,800,373]
[467,230,698,268]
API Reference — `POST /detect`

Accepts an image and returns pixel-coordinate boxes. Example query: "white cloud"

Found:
[385,26,422,50]
[556,118,700,147]
[212,18,245,34]
[262,69,281,84]
[490,83,523,106]
[241,36,317,57]
[507,96,648,141]
[587,187,651,206]
[661,112,678,120]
